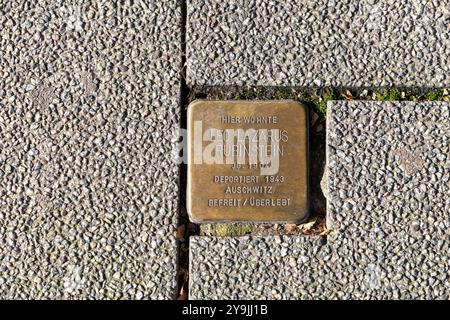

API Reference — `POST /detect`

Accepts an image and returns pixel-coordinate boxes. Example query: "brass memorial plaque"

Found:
[187,100,308,223]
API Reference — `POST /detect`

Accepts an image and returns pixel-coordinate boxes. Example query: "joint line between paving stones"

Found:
[177,0,192,301]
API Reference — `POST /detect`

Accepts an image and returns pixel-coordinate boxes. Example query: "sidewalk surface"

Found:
[190,102,449,299]
[0,0,449,299]
[0,1,181,299]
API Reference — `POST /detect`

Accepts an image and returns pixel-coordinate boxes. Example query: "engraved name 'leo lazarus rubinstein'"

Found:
[187,100,308,223]
[192,121,289,175]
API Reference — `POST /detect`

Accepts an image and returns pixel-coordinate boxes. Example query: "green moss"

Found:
[180,241,189,253]
[273,89,287,100]
[211,93,221,100]
[310,88,338,117]
[234,90,246,100]
[424,90,443,101]
[375,89,402,101]
[214,224,255,237]
[190,87,446,115]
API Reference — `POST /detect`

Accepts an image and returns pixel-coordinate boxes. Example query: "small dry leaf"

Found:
[176,225,186,240]
[298,219,317,232]
[341,90,353,100]
[284,224,297,234]
[177,286,188,300]
[177,270,188,300]
[443,89,450,102]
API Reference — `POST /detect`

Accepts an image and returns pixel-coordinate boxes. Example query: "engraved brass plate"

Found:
[187,100,308,223]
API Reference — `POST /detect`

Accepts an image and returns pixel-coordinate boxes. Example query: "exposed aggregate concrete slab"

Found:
[0,0,181,299]
[189,236,332,299]
[327,236,449,299]
[327,101,449,238]
[190,235,449,299]
[187,0,450,87]
[189,101,449,300]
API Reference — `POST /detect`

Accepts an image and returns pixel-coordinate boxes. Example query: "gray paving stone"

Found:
[327,236,449,299]
[187,0,450,87]
[189,101,449,299]
[190,235,449,299]
[325,101,449,299]
[189,236,332,299]
[327,101,449,239]
[0,1,181,299]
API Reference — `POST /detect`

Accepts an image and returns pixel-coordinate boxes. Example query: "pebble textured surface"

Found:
[187,0,450,87]
[190,102,449,299]
[326,101,449,298]
[327,101,449,238]
[190,235,449,299]
[189,236,332,299]
[0,1,181,299]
